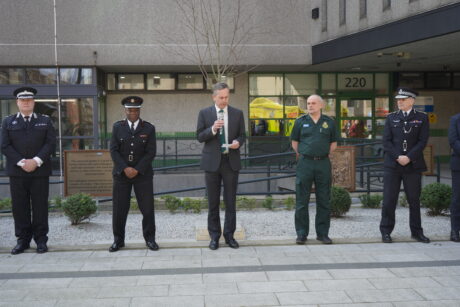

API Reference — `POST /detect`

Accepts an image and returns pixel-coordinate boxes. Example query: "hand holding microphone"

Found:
[217,111,224,135]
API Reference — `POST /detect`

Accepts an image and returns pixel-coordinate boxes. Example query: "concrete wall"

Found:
[309,0,460,45]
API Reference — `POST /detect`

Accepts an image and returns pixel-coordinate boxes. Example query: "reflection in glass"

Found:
[0,68,24,84]
[375,97,389,117]
[250,119,285,136]
[177,74,203,89]
[107,74,115,90]
[284,96,307,118]
[147,74,175,90]
[60,68,92,85]
[284,74,317,95]
[340,99,372,117]
[321,74,336,95]
[206,76,234,90]
[341,119,370,138]
[375,73,389,95]
[249,97,283,119]
[61,138,94,151]
[61,98,94,138]
[249,74,283,96]
[322,98,336,117]
[26,68,57,84]
[118,74,144,90]
[374,119,386,139]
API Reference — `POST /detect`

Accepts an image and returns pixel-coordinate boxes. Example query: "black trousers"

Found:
[205,155,239,241]
[112,173,155,243]
[451,171,460,232]
[9,176,49,244]
[380,166,423,235]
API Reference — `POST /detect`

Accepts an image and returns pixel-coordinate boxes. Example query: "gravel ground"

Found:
[0,205,451,248]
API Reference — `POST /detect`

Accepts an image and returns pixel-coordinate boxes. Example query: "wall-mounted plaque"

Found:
[330,146,356,191]
[64,150,113,197]
[423,145,434,175]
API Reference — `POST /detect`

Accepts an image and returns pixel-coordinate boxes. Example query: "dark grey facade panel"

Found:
[0,85,97,98]
[312,3,460,64]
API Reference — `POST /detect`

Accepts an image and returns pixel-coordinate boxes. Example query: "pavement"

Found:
[1,238,460,306]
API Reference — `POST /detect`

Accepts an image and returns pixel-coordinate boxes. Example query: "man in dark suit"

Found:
[1,87,56,254]
[196,82,246,250]
[449,113,460,242]
[380,87,430,244]
[109,96,158,252]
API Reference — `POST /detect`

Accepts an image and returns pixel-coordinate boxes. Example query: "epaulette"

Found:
[296,114,308,120]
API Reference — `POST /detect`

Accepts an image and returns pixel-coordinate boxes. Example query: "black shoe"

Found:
[316,235,332,244]
[146,240,159,251]
[296,235,307,245]
[109,242,125,252]
[382,233,392,243]
[451,230,460,242]
[11,242,30,255]
[225,238,239,249]
[412,233,430,243]
[36,242,48,254]
[209,239,219,250]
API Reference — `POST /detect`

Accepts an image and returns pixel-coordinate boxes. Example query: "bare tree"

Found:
[168,0,260,83]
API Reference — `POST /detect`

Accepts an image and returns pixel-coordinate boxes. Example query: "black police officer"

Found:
[109,96,158,252]
[1,87,56,254]
[380,87,430,244]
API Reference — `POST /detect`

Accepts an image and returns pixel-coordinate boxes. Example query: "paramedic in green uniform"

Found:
[291,94,337,245]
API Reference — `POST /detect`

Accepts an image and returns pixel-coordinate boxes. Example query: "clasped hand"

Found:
[124,167,139,179]
[21,159,38,173]
[397,155,411,166]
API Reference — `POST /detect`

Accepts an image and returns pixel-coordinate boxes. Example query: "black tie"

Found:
[130,122,135,133]
[403,111,408,118]
[24,116,30,129]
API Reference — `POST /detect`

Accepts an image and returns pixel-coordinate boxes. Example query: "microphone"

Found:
[217,111,224,135]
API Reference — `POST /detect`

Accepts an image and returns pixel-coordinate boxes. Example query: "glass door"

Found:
[338,98,373,139]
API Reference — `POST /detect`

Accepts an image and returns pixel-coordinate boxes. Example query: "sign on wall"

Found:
[338,74,373,91]
[64,150,113,197]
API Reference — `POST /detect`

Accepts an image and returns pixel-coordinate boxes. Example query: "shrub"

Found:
[183,197,202,213]
[420,182,452,216]
[0,198,12,210]
[330,186,351,217]
[50,195,63,209]
[62,193,97,225]
[262,196,274,210]
[398,194,408,207]
[161,195,182,213]
[283,196,295,210]
[236,196,257,210]
[130,197,139,211]
[359,194,383,208]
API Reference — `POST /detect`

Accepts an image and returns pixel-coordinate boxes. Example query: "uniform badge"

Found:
[322,122,328,129]
[12,120,17,125]
[303,124,309,127]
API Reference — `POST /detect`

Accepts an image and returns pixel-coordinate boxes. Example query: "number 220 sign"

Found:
[338,74,373,90]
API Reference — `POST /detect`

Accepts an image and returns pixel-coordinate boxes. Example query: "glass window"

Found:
[249,97,283,119]
[250,119,284,136]
[249,74,283,96]
[60,68,92,85]
[454,73,460,89]
[339,0,346,25]
[147,74,175,90]
[118,74,144,90]
[284,96,307,118]
[359,0,367,19]
[375,97,390,117]
[61,98,94,137]
[284,74,318,95]
[321,74,336,95]
[340,99,372,117]
[177,74,204,90]
[341,119,370,139]
[61,138,95,151]
[338,74,373,91]
[107,73,115,90]
[374,119,386,139]
[0,68,24,84]
[322,97,336,117]
[321,0,327,32]
[426,72,451,89]
[206,76,235,90]
[26,68,57,84]
[375,73,389,95]
[398,73,424,89]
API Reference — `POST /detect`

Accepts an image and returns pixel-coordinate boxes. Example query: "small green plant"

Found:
[262,195,274,210]
[130,197,139,211]
[420,182,452,216]
[399,194,408,207]
[359,194,383,208]
[62,193,97,225]
[220,200,225,210]
[330,186,351,217]
[236,196,257,210]
[0,198,12,210]
[161,195,182,213]
[283,196,295,210]
[50,195,63,208]
[183,197,202,213]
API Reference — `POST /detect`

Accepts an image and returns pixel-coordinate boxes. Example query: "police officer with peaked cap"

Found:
[380,87,430,243]
[109,96,158,252]
[1,87,56,254]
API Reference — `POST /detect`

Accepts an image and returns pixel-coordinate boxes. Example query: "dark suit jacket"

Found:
[383,109,429,171]
[110,119,156,177]
[449,113,460,171]
[196,105,245,172]
[1,113,56,177]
